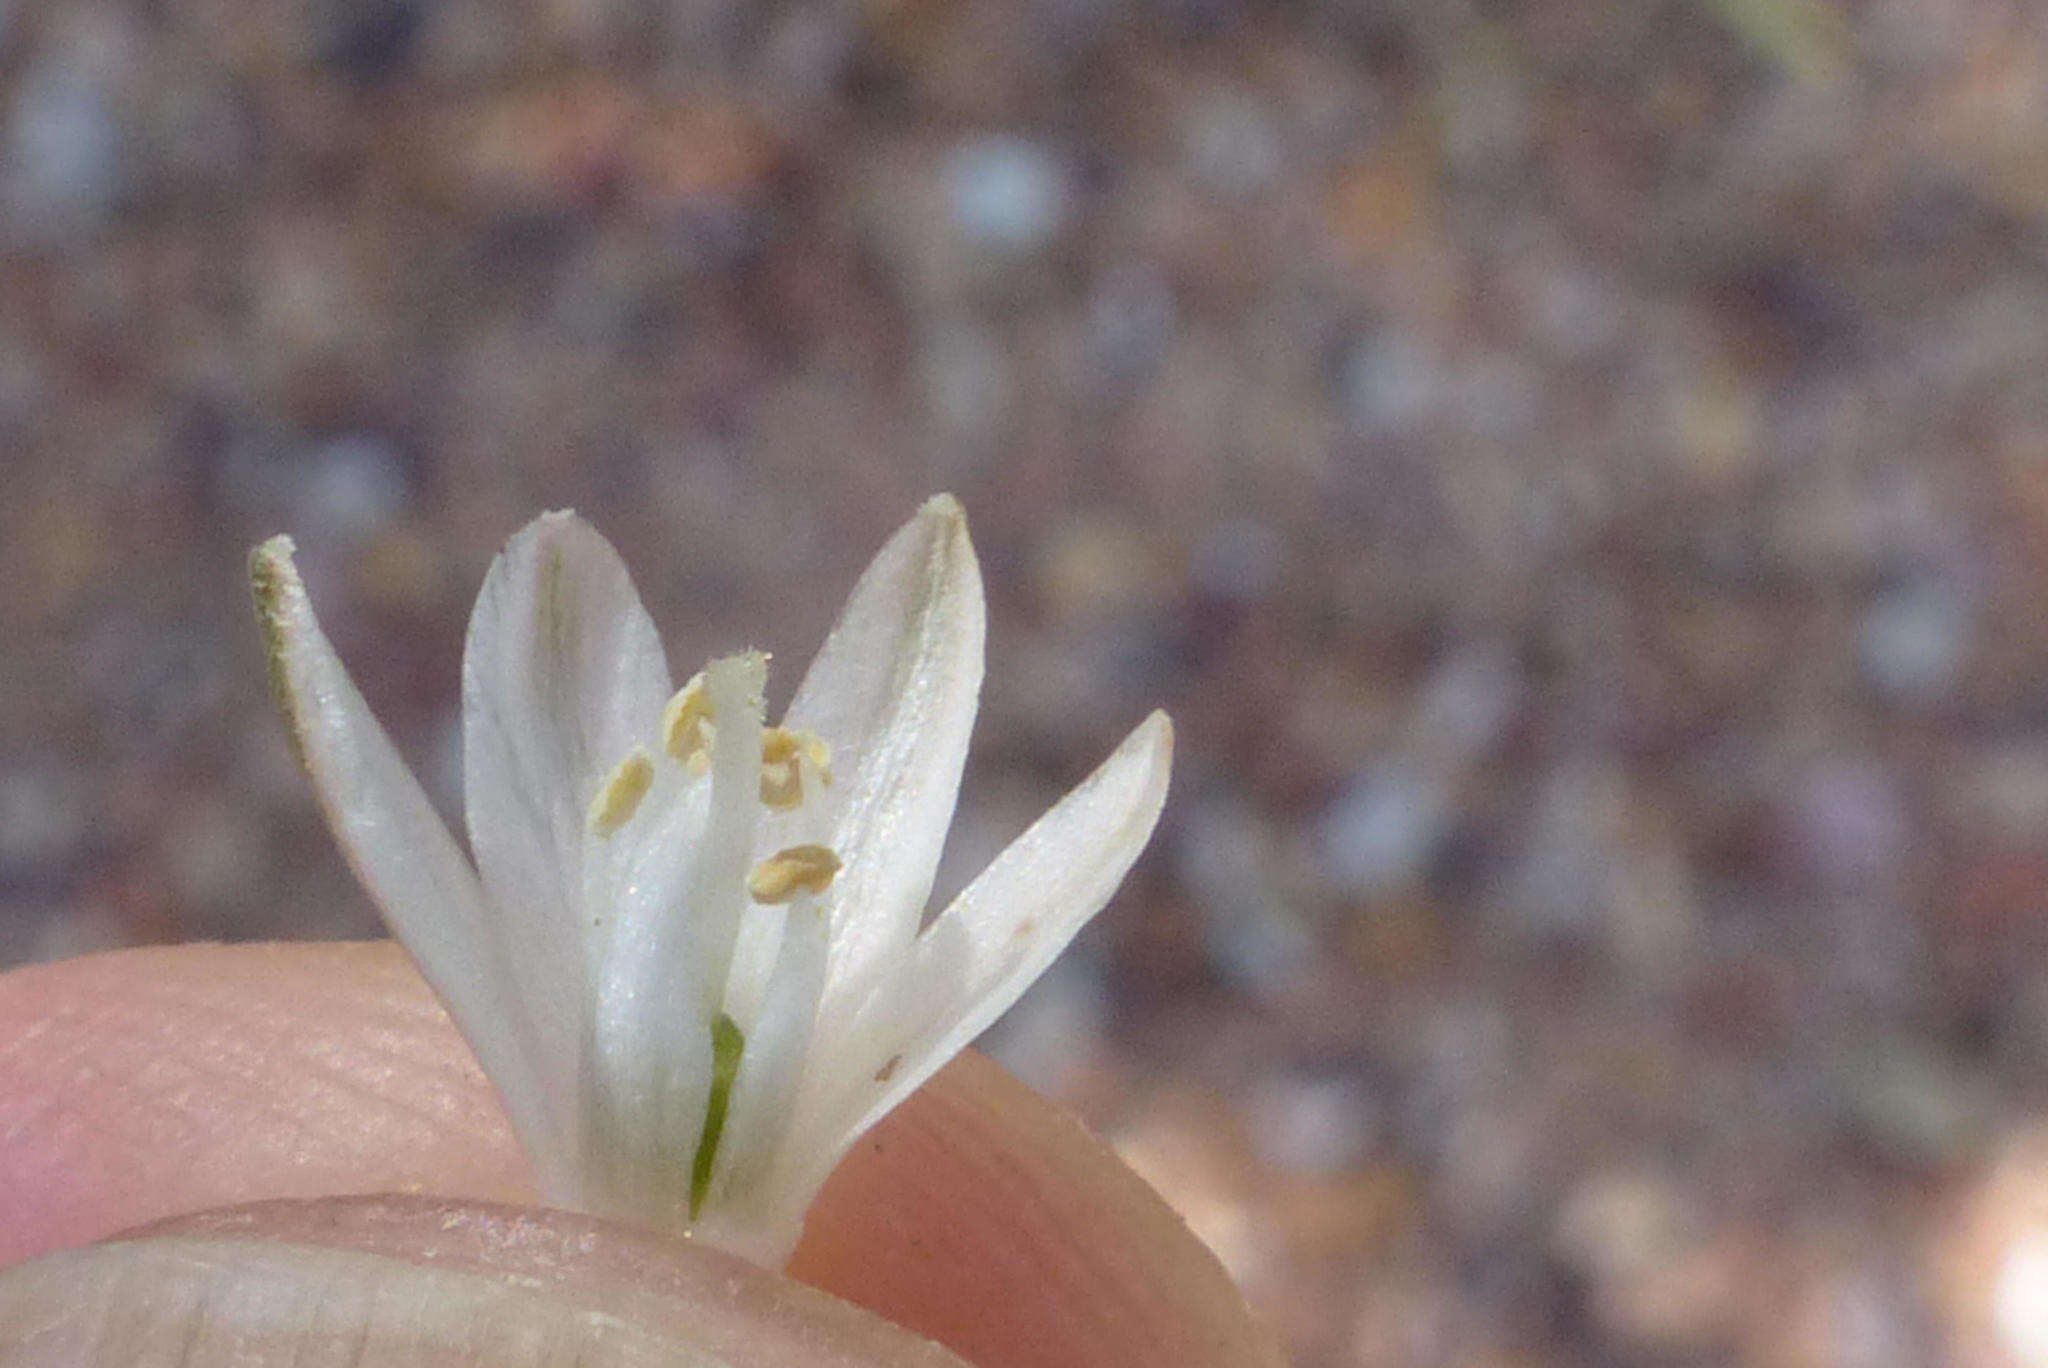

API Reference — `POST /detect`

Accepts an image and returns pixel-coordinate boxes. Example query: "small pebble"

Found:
[943,135,1071,252]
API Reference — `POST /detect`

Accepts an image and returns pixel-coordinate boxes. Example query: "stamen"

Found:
[663,672,715,763]
[759,758,798,809]
[587,747,654,836]
[758,727,831,809]
[760,728,829,768]
[746,844,842,903]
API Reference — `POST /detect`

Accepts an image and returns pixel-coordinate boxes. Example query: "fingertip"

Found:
[793,1051,1283,1368]
[0,942,534,1267]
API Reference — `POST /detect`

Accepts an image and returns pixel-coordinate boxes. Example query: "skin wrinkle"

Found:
[0,1021,67,1144]
[341,1284,374,1368]
[297,1029,466,1094]
[165,961,448,1036]
[0,948,535,1269]
[83,1270,115,1368]
[308,1020,477,1076]
[270,992,501,1131]
[55,997,479,1185]
[142,1040,458,1179]
[282,998,492,1103]
[174,1282,209,1368]
[26,1039,209,1171]
[268,1049,482,1144]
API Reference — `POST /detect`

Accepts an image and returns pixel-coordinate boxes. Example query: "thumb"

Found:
[1,1192,973,1366]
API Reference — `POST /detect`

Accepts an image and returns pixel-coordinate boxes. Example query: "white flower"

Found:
[249,496,1172,1266]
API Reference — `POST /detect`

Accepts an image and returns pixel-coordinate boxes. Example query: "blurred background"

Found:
[6,0,2048,1362]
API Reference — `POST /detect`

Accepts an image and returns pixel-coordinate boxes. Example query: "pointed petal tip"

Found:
[1143,708,1174,750]
[249,532,305,634]
[507,508,596,553]
[251,539,296,622]
[1121,710,1175,779]
[916,493,978,561]
[481,513,611,583]
[919,492,966,524]
[249,536,303,612]
[247,535,321,772]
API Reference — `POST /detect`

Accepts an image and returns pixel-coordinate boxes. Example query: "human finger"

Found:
[0,942,1279,1367]
[0,1192,971,1367]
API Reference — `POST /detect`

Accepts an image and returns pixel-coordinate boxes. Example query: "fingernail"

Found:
[0,1194,968,1367]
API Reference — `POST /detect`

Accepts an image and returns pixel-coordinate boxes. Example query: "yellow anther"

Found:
[587,747,654,837]
[759,726,831,809]
[760,728,800,766]
[663,673,715,763]
[760,759,799,809]
[761,727,831,771]
[746,844,842,903]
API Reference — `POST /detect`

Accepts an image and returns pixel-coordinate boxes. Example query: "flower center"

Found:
[586,659,843,908]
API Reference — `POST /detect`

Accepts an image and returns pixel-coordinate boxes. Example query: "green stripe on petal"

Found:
[691,1013,747,1220]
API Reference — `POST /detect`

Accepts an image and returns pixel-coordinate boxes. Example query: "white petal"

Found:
[461,512,674,1066]
[595,760,711,1001]
[580,974,715,1235]
[249,537,572,1179]
[703,897,829,1264]
[780,495,985,1018]
[845,711,1173,1141]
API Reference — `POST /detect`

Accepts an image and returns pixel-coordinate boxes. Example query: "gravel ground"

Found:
[8,1,2048,1363]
